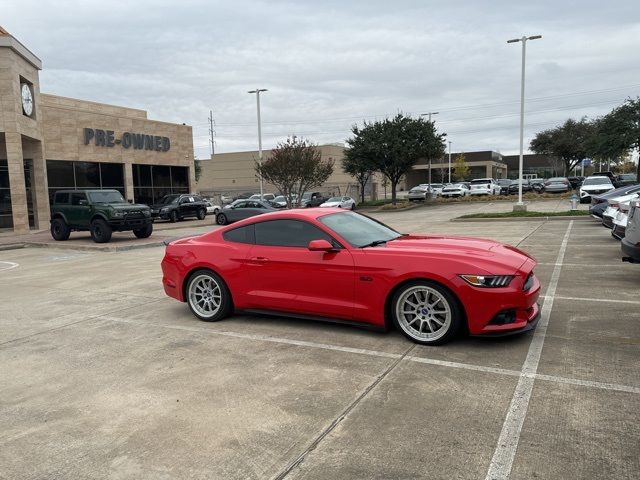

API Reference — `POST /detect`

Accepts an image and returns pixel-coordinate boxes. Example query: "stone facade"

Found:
[0,27,194,233]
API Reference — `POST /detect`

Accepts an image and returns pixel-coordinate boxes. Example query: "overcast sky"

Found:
[4,0,639,160]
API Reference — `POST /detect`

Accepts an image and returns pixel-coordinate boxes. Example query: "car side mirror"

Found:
[308,239,335,252]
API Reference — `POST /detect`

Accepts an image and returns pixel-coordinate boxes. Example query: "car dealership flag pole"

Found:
[507,35,541,208]
[448,141,452,183]
[248,88,268,199]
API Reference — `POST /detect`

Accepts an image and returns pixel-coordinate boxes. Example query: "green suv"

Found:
[50,189,153,243]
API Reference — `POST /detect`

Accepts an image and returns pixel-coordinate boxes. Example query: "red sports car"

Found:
[161,209,540,345]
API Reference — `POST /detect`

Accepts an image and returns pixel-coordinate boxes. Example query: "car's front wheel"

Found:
[51,218,71,241]
[90,219,112,243]
[197,208,206,220]
[186,270,232,321]
[216,213,227,225]
[391,280,462,345]
[133,224,153,239]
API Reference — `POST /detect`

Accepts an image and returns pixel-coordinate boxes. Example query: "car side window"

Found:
[235,201,247,209]
[71,192,86,206]
[223,224,255,244]
[55,192,69,204]
[254,219,334,248]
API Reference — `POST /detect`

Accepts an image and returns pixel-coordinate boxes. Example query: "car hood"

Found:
[373,235,534,273]
[110,202,149,211]
[321,201,341,207]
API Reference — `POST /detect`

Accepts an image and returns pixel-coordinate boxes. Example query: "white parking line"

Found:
[0,261,19,272]
[102,315,640,396]
[541,295,640,306]
[485,220,573,480]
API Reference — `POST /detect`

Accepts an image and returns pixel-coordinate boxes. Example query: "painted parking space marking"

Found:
[540,294,640,306]
[485,220,573,480]
[0,261,19,272]
[103,314,639,395]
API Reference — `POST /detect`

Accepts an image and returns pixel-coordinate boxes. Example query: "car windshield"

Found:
[430,184,443,188]
[273,196,285,202]
[619,174,637,180]
[327,197,342,202]
[319,211,401,247]
[88,191,125,203]
[583,177,612,186]
[159,194,180,204]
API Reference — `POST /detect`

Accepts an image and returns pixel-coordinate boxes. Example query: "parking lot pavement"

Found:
[1,202,638,479]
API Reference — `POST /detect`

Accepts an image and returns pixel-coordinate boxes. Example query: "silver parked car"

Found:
[407,185,431,201]
[622,196,640,263]
[543,177,570,193]
[216,199,277,225]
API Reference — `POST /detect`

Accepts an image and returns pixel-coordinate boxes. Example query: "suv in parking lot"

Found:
[50,189,153,243]
[150,194,209,222]
[469,178,499,195]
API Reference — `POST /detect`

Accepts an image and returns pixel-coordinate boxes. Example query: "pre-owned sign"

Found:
[83,128,170,152]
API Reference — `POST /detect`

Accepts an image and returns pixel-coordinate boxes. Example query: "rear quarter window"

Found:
[223,224,255,244]
[54,192,69,204]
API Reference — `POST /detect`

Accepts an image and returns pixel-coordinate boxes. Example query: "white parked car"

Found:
[441,183,470,197]
[601,192,640,228]
[319,196,356,210]
[249,193,276,202]
[204,200,221,215]
[579,176,614,203]
[423,183,444,196]
[622,197,640,263]
[469,178,500,196]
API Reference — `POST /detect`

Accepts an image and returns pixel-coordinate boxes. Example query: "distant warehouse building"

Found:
[0,27,195,233]
[199,146,510,198]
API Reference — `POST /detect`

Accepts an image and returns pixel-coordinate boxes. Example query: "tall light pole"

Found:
[421,112,439,185]
[248,88,268,199]
[448,141,452,183]
[507,35,541,209]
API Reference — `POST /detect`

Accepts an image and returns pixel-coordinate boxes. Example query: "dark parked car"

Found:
[507,179,533,195]
[567,176,583,189]
[496,179,512,196]
[50,189,153,243]
[151,194,208,222]
[216,199,277,225]
[529,178,546,193]
[301,191,328,208]
[615,173,638,188]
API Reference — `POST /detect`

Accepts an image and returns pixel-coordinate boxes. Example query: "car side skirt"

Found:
[236,308,388,332]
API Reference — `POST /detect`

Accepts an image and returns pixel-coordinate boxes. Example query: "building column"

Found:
[486,163,492,178]
[31,141,50,229]
[124,163,134,202]
[6,132,29,234]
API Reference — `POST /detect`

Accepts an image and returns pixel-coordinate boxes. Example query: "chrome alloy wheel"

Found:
[395,285,452,341]
[188,274,222,318]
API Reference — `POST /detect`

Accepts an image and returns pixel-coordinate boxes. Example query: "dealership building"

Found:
[0,27,195,233]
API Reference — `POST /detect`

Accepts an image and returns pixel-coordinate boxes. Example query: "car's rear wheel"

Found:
[51,218,71,241]
[186,270,232,321]
[170,210,178,223]
[216,213,227,225]
[90,219,112,243]
[197,208,206,220]
[133,224,153,239]
[391,280,462,345]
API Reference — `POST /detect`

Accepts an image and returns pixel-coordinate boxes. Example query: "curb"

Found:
[0,243,26,251]
[22,240,168,252]
[451,215,592,223]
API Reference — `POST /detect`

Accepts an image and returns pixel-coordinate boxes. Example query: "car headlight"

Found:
[160,207,169,213]
[143,210,151,217]
[459,274,514,288]
[112,211,123,217]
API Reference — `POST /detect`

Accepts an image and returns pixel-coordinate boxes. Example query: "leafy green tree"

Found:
[255,137,334,208]
[530,118,594,175]
[346,114,446,204]
[452,153,469,181]
[594,98,640,177]
[343,138,375,203]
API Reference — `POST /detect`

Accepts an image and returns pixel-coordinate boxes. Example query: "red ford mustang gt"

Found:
[161,209,540,345]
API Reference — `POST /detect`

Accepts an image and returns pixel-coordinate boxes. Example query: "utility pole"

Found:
[248,89,267,199]
[420,112,440,187]
[448,141,452,183]
[507,34,542,210]
[208,110,215,156]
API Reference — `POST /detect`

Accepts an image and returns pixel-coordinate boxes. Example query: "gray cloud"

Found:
[4,0,639,159]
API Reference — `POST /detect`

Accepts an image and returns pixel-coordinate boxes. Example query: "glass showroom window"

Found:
[0,160,12,229]
[133,164,189,204]
[47,160,125,202]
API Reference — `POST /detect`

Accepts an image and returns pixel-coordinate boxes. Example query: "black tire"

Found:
[216,213,227,225]
[197,208,206,220]
[170,210,178,223]
[350,203,356,210]
[186,269,232,322]
[133,223,153,239]
[90,218,112,243]
[390,280,463,345]
[214,208,220,215]
[50,217,71,241]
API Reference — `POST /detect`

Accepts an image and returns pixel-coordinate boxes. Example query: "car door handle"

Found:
[249,256,269,264]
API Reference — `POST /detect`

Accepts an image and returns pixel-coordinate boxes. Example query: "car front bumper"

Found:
[621,237,640,262]
[109,216,153,230]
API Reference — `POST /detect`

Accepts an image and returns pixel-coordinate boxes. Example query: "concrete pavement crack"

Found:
[272,343,417,480]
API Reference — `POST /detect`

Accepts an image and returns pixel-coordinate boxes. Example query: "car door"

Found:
[244,219,355,319]
[67,192,91,227]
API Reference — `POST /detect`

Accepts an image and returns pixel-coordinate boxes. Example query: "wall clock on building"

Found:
[21,83,34,117]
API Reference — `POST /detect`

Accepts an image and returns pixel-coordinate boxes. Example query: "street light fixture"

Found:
[507,35,542,209]
[248,88,268,199]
